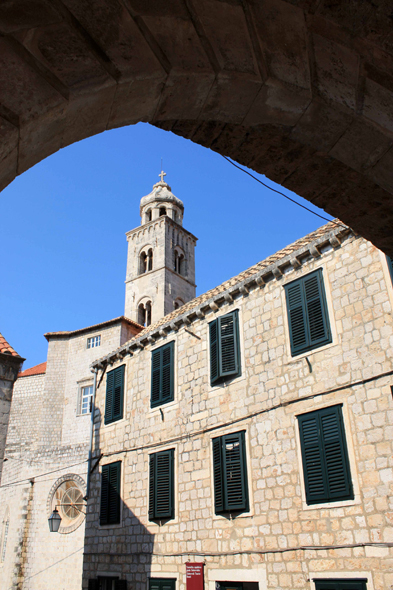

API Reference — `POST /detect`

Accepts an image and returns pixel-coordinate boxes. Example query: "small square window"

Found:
[81,385,93,415]
[87,335,101,349]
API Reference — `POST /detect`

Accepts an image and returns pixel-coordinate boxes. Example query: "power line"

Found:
[0,459,88,489]
[221,155,347,229]
[103,369,393,460]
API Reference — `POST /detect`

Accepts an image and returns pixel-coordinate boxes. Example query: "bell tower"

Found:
[124,172,198,326]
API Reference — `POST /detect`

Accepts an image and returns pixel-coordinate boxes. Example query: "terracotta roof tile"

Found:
[45,316,142,340]
[93,220,350,366]
[0,333,21,357]
[19,362,47,378]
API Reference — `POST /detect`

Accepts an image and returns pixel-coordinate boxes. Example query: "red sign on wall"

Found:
[186,563,204,590]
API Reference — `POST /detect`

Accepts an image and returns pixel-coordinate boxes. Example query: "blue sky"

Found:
[1,122,332,369]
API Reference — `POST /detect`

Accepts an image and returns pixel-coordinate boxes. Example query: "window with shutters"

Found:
[284,269,332,357]
[149,449,174,522]
[314,579,367,590]
[209,310,241,386]
[212,431,249,515]
[151,342,174,408]
[149,578,176,590]
[100,462,121,526]
[88,578,127,590]
[104,365,125,425]
[298,405,354,505]
[387,255,393,286]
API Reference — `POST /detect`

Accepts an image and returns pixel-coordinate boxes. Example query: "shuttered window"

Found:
[104,365,125,425]
[314,579,367,590]
[100,462,121,525]
[151,342,174,408]
[298,405,353,505]
[149,449,174,521]
[284,269,332,356]
[149,579,176,590]
[387,256,393,285]
[209,310,241,386]
[212,431,249,515]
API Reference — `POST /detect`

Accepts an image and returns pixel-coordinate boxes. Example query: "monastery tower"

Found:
[124,172,197,326]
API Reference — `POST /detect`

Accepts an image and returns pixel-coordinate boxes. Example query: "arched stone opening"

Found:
[173,298,184,311]
[159,207,167,217]
[138,300,152,327]
[1,2,393,254]
[139,247,153,275]
[145,209,152,224]
[174,248,185,277]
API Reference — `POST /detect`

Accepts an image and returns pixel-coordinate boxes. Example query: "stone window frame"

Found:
[87,335,101,349]
[281,262,339,364]
[294,400,361,512]
[208,423,254,521]
[205,304,247,392]
[310,572,373,590]
[147,340,178,417]
[145,441,180,528]
[98,455,126,530]
[76,377,94,417]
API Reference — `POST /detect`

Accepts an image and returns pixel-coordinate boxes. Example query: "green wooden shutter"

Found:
[149,579,176,590]
[298,405,353,505]
[149,450,174,520]
[218,311,240,378]
[212,437,224,513]
[112,366,125,421]
[161,343,174,403]
[387,255,393,285]
[222,431,249,512]
[100,464,110,525]
[303,271,331,349]
[285,270,331,356]
[151,349,161,406]
[213,431,248,514]
[149,453,155,520]
[108,461,121,524]
[209,320,219,385]
[105,366,125,424]
[100,462,121,525]
[104,371,115,424]
[151,343,174,408]
[285,279,308,355]
[315,580,367,590]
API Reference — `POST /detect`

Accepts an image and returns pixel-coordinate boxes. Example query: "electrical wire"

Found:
[221,155,348,230]
[86,541,393,558]
[103,369,393,460]
[0,459,88,489]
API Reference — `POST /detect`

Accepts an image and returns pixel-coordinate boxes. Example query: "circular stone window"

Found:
[47,474,86,534]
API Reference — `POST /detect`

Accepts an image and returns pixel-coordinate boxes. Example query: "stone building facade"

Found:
[84,221,393,590]
[0,318,140,590]
[0,334,24,484]
[124,175,197,326]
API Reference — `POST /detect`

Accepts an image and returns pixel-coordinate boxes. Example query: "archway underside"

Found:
[1,0,393,253]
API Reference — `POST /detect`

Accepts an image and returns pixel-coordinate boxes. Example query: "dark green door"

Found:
[219,583,243,590]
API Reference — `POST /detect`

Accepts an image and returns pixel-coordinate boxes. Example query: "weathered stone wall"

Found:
[125,216,196,323]
[0,353,24,484]
[84,233,393,590]
[0,321,136,590]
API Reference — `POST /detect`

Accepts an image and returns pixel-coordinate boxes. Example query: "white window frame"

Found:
[87,335,101,349]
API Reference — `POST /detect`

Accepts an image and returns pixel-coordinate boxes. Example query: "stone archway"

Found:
[1,1,393,253]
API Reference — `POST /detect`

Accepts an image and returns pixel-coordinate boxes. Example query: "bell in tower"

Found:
[124,171,198,326]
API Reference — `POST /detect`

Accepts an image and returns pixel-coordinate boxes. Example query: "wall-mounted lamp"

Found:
[48,507,62,532]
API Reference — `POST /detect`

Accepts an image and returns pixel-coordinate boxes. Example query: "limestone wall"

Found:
[84,234,393,590]
[0,321,134,590]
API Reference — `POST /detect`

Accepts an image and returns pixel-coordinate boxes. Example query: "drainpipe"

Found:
[85,367,98,500]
